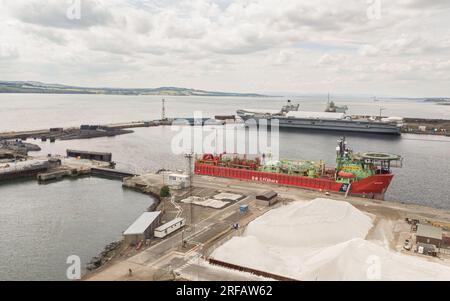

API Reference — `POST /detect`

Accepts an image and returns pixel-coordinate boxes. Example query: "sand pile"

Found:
[211,198,450,280]
[299,238,450,281]
[245,198,373,247]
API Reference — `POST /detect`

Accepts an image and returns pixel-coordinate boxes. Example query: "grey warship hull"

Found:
[278,117,400,135]
[238,113,401,135]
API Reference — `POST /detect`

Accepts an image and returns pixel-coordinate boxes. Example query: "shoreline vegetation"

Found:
[0,81,267,97]
[1,81,449,101]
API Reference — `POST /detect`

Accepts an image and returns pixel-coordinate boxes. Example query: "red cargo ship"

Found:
[194,138,402,199]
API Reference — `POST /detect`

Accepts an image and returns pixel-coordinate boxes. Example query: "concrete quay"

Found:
[0,156,117,183]
[2,116,450,145]
[0,118,179,142]
[402,118,450,136]
[84,173,450,281]
[0,124,138,142]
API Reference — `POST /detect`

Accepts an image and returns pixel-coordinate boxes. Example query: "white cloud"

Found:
[5,0,115,29]
[358,44,379,56]
[0,43,19,60]
[0,0,449,96]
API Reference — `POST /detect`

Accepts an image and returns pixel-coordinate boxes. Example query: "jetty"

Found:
[90,167,136,179]
[0,154,118,183]
[0,124,137,141]
[1,115,450,144]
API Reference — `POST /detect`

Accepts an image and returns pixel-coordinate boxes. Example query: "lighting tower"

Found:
[161,98,166,121]
[184,153,194,232]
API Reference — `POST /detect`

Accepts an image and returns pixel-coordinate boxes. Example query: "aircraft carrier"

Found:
[237,100,402,135]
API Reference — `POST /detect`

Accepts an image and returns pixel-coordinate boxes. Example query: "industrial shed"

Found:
[154,218,185,238]
[256,191,278,206]
[416,224,443,248]
[66,149,112,162]
[123,211,162,245]
[165,173,190,189]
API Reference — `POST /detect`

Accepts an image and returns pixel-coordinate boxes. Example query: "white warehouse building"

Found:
[165,173,190,189]
[123,211,162,245]
[154,218,185,238]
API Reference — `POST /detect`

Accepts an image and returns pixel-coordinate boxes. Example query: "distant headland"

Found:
[0,81,267,97]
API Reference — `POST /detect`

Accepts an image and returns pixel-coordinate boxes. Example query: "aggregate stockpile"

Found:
[211,199,450,281]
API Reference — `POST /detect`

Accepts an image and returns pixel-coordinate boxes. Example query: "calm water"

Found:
[0,94,449,280]
[1,94,450,132]
[1,93,445,206]
[29,127,450,209]
[0,177,154,281]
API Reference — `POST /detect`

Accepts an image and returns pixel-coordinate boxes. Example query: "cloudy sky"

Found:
[0,0,449,96]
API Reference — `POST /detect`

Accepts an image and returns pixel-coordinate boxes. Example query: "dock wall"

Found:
[0,160,50,181]
[208,258,298,281]
[90,167,136,179]
[67,150,112,162]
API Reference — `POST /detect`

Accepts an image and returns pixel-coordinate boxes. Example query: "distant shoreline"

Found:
[0,81,270,97]
[0,91,274,97]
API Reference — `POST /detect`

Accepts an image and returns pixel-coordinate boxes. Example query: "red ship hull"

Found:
[194,163,394,199]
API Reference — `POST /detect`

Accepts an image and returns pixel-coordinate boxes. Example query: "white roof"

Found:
[155,218,184,232]
[417,224,442,240]
[286,111,345,120]
[214,192,242,201]
[123,211,161,235]
[240,109,281,114]
[169,173,189,178]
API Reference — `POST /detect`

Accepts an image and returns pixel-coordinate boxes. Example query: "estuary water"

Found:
[0,177,154,281]
[1,93,447,206]
[1,93,450,132]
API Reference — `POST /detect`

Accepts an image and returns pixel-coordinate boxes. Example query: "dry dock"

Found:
[0,156,117,183]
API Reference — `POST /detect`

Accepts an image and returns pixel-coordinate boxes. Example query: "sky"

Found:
[0,0,449,97]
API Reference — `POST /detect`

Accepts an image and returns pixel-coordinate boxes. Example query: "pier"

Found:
[0,154,126,183]
[37,169,72,182]
[0,160,50,181]
[1,116,450,144]
[90,167,137,179]
[0,124,136,141]
[402,118,450,136]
